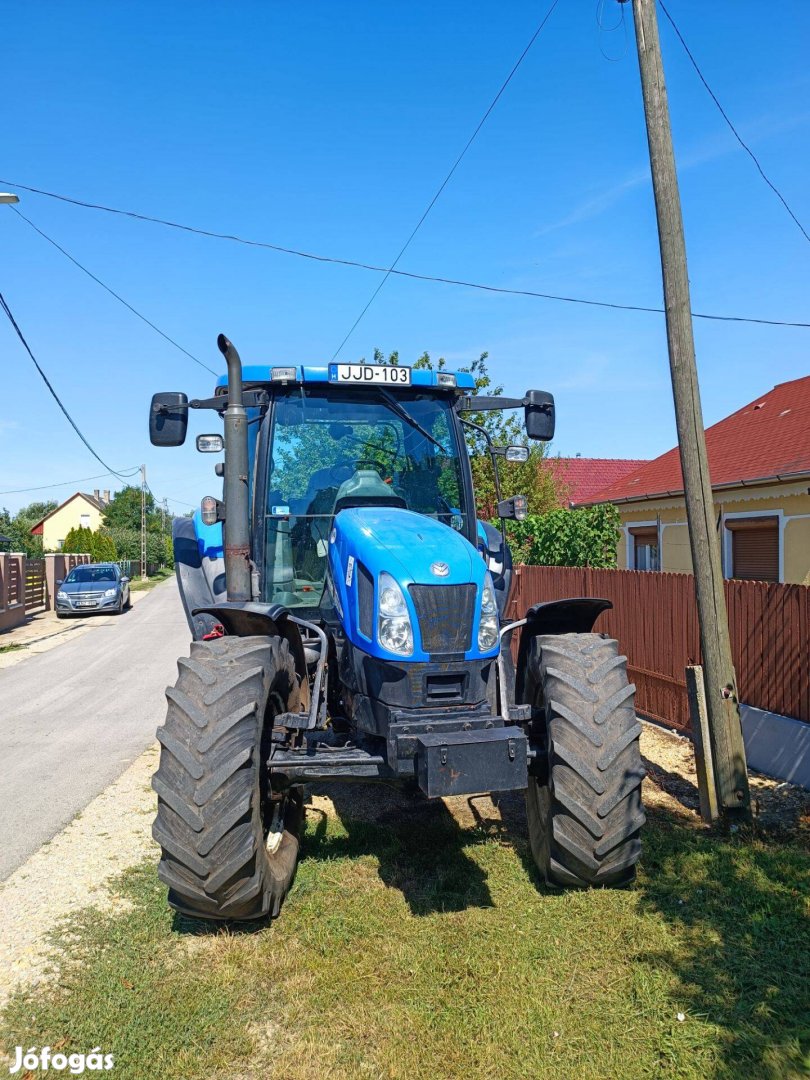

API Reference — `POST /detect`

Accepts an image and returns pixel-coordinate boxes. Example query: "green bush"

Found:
[505,503,622,568]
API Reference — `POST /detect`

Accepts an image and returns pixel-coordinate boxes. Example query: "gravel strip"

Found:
[0,743,159,1010]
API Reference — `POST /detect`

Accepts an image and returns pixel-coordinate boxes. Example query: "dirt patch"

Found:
[640,720,810,841]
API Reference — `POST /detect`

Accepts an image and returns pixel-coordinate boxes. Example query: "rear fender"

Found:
[514,597,612,703]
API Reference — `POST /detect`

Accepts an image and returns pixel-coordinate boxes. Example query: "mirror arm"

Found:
[460,416,506,546]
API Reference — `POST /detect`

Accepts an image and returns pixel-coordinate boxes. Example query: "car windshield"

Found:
[65,566,117,584]
[263,387,471,607]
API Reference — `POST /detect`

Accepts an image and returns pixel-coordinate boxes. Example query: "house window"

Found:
[80,514,91,528]
[629,526,660,571]
[726,516,779,582]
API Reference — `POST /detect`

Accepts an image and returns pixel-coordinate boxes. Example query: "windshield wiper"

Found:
[378,389,446,454]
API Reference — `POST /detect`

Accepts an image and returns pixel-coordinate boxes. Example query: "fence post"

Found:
[686,665,719,824]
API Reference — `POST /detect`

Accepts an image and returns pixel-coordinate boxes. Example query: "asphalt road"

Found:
[0,578,189,881]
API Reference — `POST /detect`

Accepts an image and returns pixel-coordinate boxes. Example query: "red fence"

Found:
[508,566,810,730]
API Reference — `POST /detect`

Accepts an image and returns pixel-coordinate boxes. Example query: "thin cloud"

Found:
[537,109,810,236]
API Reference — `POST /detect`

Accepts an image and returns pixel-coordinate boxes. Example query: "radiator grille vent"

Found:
[408,584,476,656]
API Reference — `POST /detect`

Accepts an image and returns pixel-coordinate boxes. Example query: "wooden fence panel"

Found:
[509,565,809,728]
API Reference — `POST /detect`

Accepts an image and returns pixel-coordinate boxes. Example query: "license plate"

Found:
[329,364,411,386]
[75,601,96,608]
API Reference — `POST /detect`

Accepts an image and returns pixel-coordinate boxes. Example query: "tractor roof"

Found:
[215,364,476,391]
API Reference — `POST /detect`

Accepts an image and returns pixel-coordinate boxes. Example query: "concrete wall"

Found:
[0,553,27,632]
[617,483,810,584]
[40,495,105,552]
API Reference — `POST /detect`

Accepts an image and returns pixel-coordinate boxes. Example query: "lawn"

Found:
[1,788,808,1080]
[129,567,174,593]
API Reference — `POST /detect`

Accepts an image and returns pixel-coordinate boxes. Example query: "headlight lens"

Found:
[57,590,68,601]
[377,573,413,656]
[477,573,499,651]
[104,587,118,598]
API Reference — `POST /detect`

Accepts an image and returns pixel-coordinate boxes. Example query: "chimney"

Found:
[103,490,110,503]
[94,489,100,501]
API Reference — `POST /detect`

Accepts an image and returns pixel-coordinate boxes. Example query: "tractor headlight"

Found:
[377,572,413,657]
[477,573,499,652]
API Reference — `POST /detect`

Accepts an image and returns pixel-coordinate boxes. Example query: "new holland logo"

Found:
[430,561,450,577]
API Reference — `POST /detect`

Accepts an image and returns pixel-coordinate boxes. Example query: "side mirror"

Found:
[150,392,189,447]
[497,494,528,521]
[56,578,64,586]
[524,390,555,441]
[121,576,130,584]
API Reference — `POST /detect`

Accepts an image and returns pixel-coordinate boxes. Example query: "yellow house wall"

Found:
[41,497,105,552]
[616,484,810,584]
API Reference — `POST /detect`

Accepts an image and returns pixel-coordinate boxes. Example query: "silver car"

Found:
[56,563,131,617]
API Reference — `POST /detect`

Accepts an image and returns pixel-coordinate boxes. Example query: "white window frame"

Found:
[80,513,91,528]
[625,519,661,572]
[722,509,784,583]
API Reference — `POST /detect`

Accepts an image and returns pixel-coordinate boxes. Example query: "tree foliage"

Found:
[62,526,118,561]
[0,501,57,558]
[102,486,162,533]
[505,503,622,568]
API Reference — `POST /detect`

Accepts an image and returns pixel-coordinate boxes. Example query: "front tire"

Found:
[152,635,304,920]
[524,632,645,888]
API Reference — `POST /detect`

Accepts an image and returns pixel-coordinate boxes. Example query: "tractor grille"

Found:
[408,584,476,656]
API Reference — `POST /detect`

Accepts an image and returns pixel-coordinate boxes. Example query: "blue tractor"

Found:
[149,336,645,920]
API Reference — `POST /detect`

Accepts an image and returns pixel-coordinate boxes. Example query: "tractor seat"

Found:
[333,469,407,513]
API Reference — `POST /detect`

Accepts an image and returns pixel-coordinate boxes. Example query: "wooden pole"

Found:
[686,666,719,824]
[630,0,750,819]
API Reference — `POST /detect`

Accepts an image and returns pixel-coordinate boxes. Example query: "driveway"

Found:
[0,577,189,881]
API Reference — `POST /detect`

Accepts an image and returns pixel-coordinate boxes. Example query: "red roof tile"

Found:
[586,376,810,504]
[547,458,650,506]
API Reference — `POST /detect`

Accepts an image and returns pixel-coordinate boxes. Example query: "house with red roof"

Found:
[583,376,810,584]
[547,457,649,508]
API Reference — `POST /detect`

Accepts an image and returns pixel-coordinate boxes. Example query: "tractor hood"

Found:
[328,506,497,663]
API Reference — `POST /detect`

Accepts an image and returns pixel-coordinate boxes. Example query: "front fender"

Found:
[514,597,613,704]
[192,601,308,688]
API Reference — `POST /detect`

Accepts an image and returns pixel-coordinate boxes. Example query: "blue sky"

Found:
[2,1,808,514]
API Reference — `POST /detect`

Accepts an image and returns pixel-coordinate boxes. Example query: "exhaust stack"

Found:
[217,333,251,603]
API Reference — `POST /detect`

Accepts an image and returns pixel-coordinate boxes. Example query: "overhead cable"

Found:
[659,0,810,246]
[9,207,217,375]
[0,289,132,480]
[0,467,140,496]
[330,0,562,359]
[1,178,808,328]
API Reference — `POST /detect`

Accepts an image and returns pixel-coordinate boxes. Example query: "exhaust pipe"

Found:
[217,334,251,603]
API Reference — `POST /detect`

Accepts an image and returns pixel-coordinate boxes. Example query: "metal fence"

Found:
[25,558,46,609]
[508,565,810,729]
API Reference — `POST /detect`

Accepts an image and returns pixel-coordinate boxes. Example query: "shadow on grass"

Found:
[304,783,495,915]
[636,805,810,1078]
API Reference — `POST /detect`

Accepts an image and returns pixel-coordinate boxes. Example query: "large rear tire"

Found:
[524,632,645,887]
[152,635,304,920]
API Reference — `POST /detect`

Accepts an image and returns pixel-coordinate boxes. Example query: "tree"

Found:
[102,486,161,533]
[0,501,57,557]
[505,503,622,568]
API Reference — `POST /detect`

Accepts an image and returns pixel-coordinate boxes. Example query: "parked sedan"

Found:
[56,563,131,617]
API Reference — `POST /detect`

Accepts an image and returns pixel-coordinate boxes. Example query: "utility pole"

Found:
[629,0,750,820]
[140,464,147,582]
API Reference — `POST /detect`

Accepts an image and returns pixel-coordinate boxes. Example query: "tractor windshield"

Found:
[263,387,471,607]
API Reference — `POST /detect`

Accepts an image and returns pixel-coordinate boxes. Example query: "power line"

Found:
[331,0,562,359]
[0,289,135,480]
[8,207,217,375]
[2,177,808,328]
[0,467,141,497]
[658,0,810,246]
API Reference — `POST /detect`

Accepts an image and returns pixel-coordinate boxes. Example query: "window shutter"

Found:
[727,517,779,582]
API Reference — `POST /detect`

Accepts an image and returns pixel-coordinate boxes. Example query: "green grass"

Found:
[1,797,808,1080]
[0,642,25,654]
[129,567,174,593]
